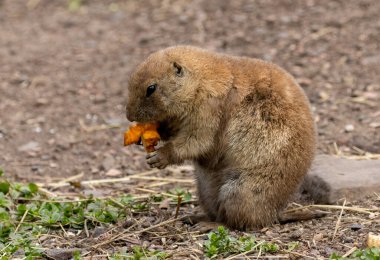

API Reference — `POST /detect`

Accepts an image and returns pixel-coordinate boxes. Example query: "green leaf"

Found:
[28,183,38,194]
[0,208,10,221]
[0,168,4,177]
[0,182,10,194]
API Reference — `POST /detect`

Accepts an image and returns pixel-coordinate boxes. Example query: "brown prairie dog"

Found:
[126,46,316,230]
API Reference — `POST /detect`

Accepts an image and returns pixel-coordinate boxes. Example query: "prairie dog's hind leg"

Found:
[216,169,285,230]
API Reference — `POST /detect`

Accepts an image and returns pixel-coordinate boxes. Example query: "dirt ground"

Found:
[0,0,379,258]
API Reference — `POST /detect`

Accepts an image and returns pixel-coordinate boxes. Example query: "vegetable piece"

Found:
[124,123,160,152]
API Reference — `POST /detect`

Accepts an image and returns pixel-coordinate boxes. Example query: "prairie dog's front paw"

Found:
[146,150,170,169]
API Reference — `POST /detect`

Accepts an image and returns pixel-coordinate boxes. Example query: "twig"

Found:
[129,175,193,183]
[134,216,186,234]
[333,142,342,156]
[285,251,316,259]
[91,217,146,249]
[332,199,346,241]
[174,194,182,220]
[79,119,121,132]
[284,204,376,214]
[60,172,84,183]
[134,187,178,198]
[146,181,170,188]
[59,223,70,238]
[38,187,58,197]
[84,219,89,238]
[38,168,160,188]
[342,246,357,258]
[14,209,29,233]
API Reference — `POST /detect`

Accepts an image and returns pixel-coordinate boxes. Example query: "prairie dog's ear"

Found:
[173,62,184,77]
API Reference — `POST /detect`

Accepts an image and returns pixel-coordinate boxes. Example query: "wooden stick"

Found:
[129,176,193,183]
[38,168,160,188]
[14,209,29,233]
[342,247,357,258]
[284,204,376,214]
[332,199,346,241]
[174,195,182,220]
[134,216,186,234]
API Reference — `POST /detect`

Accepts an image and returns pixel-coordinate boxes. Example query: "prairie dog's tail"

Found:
[298,175,331,204]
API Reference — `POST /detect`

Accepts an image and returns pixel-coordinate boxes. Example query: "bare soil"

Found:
[0,0,379,258]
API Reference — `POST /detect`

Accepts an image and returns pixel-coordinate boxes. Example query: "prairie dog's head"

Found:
[126,46,231,123]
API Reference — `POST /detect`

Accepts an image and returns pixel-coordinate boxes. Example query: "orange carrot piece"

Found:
[124,123,160,152]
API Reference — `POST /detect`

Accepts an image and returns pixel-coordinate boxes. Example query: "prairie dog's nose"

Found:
[126,106,136,122]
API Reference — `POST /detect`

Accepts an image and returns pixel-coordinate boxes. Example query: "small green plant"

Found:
[330,247,380,259]
[0,170,164,258]
[204,226,279,258]
[168,188,192,203]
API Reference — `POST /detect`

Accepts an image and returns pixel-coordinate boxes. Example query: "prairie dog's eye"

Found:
[173,62,183,77]
[146,84,157,97]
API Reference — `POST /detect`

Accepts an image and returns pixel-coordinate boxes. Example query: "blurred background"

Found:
[0,0,379,181]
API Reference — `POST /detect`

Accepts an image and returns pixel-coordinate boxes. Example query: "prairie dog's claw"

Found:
[146,150,168,169]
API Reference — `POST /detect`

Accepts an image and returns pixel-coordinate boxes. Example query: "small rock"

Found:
[91,94,106,103]
[362,55,380,65]
[318,91,329,102]
[92,227,107,238]
[91,167,99,174]
[265,230,279,238]
[123,219,136,228]
[343,237,354,243]
[44,248,81,260]
[289,228,303,239]
[367,233,380,247]
[12,249,25,257]
[35,98,49,106]
[18,141,40,152]
[104,117,123,125]
[350,223,363,231]
[313,233,324,241]
[101,155,115,171]
[50,162,58,168]
[105,168,122,177]
[307,155,380,203]
[344,124,354,132]
[324,247,334,256]
[369,122,380,128]
[159,199,171,209]
[56,140,70,151]
[82,189,105,197]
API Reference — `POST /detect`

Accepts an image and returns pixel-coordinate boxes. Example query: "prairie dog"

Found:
[126,46,316,230]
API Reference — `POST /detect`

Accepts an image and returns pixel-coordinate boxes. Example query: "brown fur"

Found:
[126,46,316,230]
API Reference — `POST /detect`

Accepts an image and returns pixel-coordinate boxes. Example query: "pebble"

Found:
[92,226,107,238]
[101,155,116,171]
[344,124,354,132]
[343,237,354,243]
[105,168,122,177]
[18,141,40,152]
[313,233,324,241]
[289,228,303,239]
[350,223,363,231]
